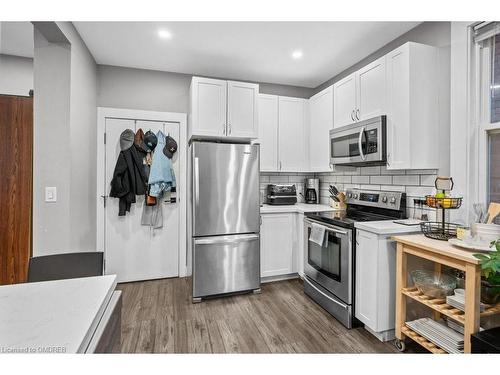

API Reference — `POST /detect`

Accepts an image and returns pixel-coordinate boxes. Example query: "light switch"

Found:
[45,187,57,203]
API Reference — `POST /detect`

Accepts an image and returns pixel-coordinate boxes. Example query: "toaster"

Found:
[266,184,297,205]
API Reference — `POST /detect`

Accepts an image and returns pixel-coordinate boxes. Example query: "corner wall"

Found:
[0,54,33,96]
[32,22,97,256]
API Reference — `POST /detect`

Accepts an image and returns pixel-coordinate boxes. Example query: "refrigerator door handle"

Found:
[194,234,259,245]
[194,156,200,208]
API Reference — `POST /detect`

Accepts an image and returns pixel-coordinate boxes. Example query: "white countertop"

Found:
[260,203,335,214]
[0,275,117,353]
[354,220,423,235]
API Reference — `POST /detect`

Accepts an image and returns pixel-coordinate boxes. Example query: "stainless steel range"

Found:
[303,189,406,328]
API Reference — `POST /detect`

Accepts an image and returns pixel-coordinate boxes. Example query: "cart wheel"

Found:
[394,339,406,352]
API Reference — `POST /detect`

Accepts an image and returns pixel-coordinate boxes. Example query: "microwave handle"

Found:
[358,126,366,161]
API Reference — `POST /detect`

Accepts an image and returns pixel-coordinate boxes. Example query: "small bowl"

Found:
[411,270,457,299]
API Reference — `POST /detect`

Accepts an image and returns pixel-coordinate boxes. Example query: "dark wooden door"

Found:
[0,95,33,284]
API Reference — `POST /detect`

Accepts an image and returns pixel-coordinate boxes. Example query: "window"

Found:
[474,22,500,207]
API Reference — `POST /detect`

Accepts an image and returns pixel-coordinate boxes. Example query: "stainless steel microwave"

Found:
[329,115,386,167]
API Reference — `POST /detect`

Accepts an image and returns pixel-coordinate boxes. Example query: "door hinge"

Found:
[104,132,107,144]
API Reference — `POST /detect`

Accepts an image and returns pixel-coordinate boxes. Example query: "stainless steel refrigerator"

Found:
[191,141,260,302]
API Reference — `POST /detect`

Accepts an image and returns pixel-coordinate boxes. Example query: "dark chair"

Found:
[27,252,104,282]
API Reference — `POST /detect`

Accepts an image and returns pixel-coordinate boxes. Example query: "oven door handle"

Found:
[358,126,366,161]
[304,277,348,310]
[305,218,349,236]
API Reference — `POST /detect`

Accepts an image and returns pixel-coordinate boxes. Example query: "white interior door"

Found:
[104,118,180,283]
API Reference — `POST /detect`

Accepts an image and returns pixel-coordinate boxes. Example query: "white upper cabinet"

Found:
[334,57,387,128]
[190,77,227,138]
[309,85,334,172]
[356,56,386,121]
[189,76,258,140]
[278,96,308,172]
[385,42,438,170]
[257,94,279,171]
[333,73,357,128]
[227,80,259,138]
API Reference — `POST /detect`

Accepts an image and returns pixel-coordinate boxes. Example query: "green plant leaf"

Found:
[474,253,490,261]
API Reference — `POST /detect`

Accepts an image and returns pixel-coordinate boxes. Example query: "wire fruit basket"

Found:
[420,177,463,241]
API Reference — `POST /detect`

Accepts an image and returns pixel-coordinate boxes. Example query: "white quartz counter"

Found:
[354,220,423,235]
[0,275,117,354]
[260,203,335,214]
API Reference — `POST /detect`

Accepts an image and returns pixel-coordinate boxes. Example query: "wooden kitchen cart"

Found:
[393,234,500,354]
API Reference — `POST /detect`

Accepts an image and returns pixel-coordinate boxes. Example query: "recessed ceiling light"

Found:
[158,29,172,39]
[292,50,303,59]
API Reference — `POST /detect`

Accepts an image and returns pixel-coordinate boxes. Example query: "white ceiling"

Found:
[0,22,33,58]
[74,22,419,88]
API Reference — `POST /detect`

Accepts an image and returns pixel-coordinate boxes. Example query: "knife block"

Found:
[330,199,347,211]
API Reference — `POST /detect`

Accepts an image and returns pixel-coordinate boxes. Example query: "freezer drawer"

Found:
[192,142,260,237]
[193,234,260,298]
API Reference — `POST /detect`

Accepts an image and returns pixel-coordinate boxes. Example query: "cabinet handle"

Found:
[222,124,226,135]
[356,109,360,121]
[228,124,232,135]
[279,161,282,170]
[350,110,355,122]
[387,153,391,166]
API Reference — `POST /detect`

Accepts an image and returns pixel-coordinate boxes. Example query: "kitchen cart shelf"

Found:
[400,325,447,354]
[393,234,484,353]
[402,287,500,323]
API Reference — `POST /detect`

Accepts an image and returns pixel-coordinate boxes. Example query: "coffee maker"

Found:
[304,178,320,204]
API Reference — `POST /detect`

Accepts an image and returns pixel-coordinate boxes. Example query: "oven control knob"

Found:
[353,193,358,199]
[390,197,396,204]
[348,192,353,198]
[382,196,388,203]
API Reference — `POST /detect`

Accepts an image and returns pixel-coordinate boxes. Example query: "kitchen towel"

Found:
[309,223,326,246]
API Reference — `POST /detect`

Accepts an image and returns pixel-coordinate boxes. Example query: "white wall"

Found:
[97,65,313,113]
[0,54,33,96]
[33,22,97,256]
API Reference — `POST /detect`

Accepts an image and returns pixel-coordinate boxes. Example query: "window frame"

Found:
[475,32,500,206]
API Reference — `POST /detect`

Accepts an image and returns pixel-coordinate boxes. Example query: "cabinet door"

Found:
[278,97,307,172]
[309,86,333,172]
[333,73,356,128]
[355,230,379,330]
[190,77,227,137]
[386,45,411,170]
[357,56,386,121]
[257,94,278,171]
[260,214,294,278]
[227,81,259,138]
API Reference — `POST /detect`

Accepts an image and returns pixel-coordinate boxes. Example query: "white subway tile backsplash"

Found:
[370,175,392,185]
[380,185,406,192]
[337,175,352,183]
[405,186,435,197]
[344,184,360,190]
[360,184,380,190]
[380,166,406,175]
[352,175,370,184]
[405,169,438,175]
[420,174,437,186]
[393,175,419,186]
[360,166,381,175]
[260,175,270,183]
[321,175,337,183]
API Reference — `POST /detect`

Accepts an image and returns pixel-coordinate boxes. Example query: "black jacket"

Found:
[110,146,147,216]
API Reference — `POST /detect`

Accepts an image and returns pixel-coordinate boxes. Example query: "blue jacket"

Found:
[148,131,176,197]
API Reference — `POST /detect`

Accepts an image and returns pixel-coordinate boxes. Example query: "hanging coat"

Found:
[141,131,176,228]
[110,145,148,216]
[148,131,176,197]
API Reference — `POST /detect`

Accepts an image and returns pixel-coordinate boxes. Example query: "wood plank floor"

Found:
[117,277,420,353]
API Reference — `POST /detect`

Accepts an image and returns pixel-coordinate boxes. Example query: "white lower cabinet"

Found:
[355,229,397,341]
[260,213,295,278]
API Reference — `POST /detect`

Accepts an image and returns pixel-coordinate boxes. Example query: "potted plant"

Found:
[474,239,500,305]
